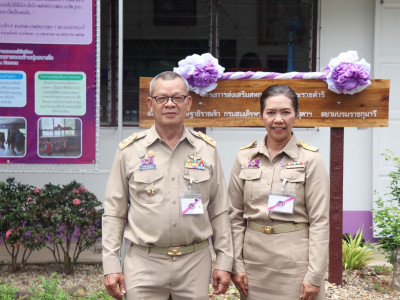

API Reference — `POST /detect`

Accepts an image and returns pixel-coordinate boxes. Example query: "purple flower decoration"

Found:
[190,63,220,88]
[331,62,370,92]
[173,53,224,96]
[324,51,371,95]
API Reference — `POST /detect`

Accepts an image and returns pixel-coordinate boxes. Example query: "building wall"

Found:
[319,0,376,240]
[0,0,382,240]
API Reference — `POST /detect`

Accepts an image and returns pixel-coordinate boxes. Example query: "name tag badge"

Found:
[267,189,295,214]
[179,191,204,215]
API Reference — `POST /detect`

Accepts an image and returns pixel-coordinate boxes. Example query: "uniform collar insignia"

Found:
[189,152,201,161]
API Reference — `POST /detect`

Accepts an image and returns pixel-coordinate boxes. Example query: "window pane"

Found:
[100,0,316,127]
[122,0,210,125]
[218,0,315,73]
[100,0,114,125]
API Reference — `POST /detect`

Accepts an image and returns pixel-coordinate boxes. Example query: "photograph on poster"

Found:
[0,117,26,157]
[37,117,82,158]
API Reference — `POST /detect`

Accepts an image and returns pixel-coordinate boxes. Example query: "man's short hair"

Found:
[150,71,189,96]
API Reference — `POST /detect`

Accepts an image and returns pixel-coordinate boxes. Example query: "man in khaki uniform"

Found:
[102,71,233,300]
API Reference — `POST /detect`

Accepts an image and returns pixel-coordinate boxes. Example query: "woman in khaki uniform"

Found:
[228,85,329,300]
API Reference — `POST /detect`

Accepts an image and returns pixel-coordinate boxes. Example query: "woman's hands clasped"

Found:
[300,281,320,300]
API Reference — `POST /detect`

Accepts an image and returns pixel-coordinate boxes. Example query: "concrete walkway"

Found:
[367,250,391,267]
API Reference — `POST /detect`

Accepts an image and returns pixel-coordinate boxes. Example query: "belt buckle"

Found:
[263,225,274,234]
[167,247,182,256]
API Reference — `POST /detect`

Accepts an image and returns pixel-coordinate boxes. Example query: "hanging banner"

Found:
[0,0,97,164]
[139,77,390,128]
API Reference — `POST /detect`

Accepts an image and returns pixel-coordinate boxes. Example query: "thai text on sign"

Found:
[139,78,389,128]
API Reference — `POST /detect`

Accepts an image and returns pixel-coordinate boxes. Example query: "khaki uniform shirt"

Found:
[102,125,233,275]
[228,134,329,286]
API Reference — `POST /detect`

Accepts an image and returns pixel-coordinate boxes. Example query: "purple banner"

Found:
[0,0,96,164]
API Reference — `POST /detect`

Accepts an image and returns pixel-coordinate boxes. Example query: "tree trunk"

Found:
[394,247,400,291]
[64,254,73,274]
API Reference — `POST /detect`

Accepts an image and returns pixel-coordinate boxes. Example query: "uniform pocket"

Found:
[280,168,305,192]
[134,169,164,183]
[279,169,305,206]
[182,169,211,203]
[132,170,164,203]
[280,168,305,183]
[239,168,262,201]
[183,168,210,183]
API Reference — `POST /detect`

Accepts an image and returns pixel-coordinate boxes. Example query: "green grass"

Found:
[373,264,393,275]
[0,273,114,300]
[0,283,18,300]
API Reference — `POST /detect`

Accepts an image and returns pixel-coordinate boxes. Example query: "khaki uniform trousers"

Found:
[241,227,325,300]
[123,243,212,300]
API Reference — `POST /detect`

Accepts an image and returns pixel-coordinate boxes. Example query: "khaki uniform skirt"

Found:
[242,226,325,300]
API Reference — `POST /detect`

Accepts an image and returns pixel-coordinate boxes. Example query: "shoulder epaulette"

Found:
[240,140,257,150]
[119,132,147,150]
[197,131,216,147]
[119,133,137,150]
[299,141,318,152]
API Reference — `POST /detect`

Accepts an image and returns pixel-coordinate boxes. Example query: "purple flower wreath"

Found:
[324,50,371,95]
[173,53,224,96]
[173,50,371,96]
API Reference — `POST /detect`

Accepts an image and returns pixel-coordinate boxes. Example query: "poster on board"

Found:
[0,0,97,164]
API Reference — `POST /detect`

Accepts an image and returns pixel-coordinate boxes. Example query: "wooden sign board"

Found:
[139,77,390,128]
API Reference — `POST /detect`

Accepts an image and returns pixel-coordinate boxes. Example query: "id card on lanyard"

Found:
[179,178,204,215]
[267,178,296,214]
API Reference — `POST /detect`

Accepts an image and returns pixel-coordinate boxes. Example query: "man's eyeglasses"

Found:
[151,95,188,105]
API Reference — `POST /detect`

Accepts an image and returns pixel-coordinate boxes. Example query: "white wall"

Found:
[320,0,375,211]
[0,0,380,215]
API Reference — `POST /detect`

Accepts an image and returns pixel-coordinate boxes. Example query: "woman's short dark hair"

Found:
[259,84,298,115]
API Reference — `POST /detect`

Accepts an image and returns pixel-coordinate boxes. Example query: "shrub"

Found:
[0,178,46,272]
[373,196,400,264]
[0,282,17,300]
[27,273,70,300]
[342,228,381,270]
[0,178,103,274]
[343,232,365,247]
[372,150,400,265]
[36,180,103,274]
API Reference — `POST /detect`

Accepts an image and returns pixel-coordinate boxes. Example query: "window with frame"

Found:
[100,0,317,126]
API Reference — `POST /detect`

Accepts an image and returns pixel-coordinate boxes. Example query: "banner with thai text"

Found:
[139,78,390,128]
[0,0,97,164]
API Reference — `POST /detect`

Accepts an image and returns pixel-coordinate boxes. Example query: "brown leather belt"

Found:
[132,240,209,256]
[248,220,309,234]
